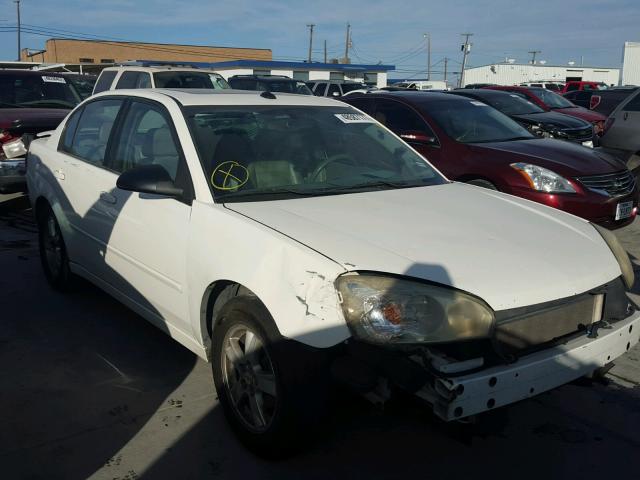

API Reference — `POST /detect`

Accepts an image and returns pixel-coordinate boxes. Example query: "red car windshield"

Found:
[0,73,81,109]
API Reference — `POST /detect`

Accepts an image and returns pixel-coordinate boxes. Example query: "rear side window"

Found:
[374,99,428,135]
[622,92,640,112]
[67,99,123,166]
[228,78,257,90]
[313,83,327,96]
[327,84,341,97]
[93,71,117,94]
[116,72,142,89]
[60,107,83,152]
[566,83,579,92]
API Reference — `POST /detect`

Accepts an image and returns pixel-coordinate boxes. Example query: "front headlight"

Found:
[335,274,494,344]
[511,162,576,193]
[530,125,553,138]
[592,223,635,289]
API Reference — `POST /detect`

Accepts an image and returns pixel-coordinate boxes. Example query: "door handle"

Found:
[99,192,117,205]
[623,112,629,120]
[53,169,65,180]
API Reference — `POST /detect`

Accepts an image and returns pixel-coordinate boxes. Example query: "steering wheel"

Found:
[310,154,356,182]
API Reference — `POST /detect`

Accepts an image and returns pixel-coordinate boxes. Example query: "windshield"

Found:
[0,73,81,109]
[472,93,545,115]
[529,88,574,109]
[153,72,230,89]
[427,99,535,143]
[186,105,446,202]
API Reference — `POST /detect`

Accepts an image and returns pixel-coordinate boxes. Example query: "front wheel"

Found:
[211,296,329,458]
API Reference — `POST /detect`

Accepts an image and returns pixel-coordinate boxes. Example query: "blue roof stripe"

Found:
[136,59,395,72]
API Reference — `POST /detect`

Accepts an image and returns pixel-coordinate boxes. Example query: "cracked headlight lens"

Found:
[592,223,635,289]
[511,162,576,193]
[336,274,494,344]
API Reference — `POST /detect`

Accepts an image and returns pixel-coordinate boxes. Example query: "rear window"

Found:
[0,73,81,109]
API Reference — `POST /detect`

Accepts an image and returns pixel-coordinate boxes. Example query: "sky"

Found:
[1,0,638,81]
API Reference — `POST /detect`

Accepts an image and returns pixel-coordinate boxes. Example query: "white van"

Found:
[395,80,448,90]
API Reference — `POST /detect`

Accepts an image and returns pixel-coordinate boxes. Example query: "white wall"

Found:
[213,68,253,80]
[309,71,331,81]
[462,64,620,87]
[622,42,640,86]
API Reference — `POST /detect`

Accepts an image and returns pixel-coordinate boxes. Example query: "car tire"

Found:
[211,295,329,458]
[37,204,74,291]
[467,179,498,190]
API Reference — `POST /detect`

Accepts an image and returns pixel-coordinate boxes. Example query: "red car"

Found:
[484,85,606,135]
[343,91,638,228]
[561,81,608,93]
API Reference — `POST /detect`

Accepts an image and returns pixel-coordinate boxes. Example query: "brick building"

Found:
[21,38,272,65]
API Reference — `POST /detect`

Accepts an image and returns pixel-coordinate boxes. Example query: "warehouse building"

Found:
[166,59,394,87]
[462,62,620,87]
[622,41,640,86]
[20,38,271,65]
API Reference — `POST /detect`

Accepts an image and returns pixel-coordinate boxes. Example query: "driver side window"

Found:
[374,99,437,141]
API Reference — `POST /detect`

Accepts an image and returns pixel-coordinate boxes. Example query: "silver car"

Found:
[600,88,640,174]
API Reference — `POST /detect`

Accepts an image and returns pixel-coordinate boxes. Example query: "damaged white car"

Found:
[26,89,639,456]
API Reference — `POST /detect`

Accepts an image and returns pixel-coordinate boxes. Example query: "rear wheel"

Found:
[37,204,74,290]
[467,179,498,190]
[211,296,329,458]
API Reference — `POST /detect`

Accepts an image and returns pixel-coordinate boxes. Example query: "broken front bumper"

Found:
[417,310,640,421]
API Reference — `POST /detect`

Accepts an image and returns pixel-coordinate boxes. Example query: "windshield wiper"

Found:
[319,179,429,192]
[216,187,324,201]
[0,101,26,108]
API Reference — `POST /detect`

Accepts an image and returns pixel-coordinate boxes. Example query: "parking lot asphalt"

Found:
[1,193,640,480]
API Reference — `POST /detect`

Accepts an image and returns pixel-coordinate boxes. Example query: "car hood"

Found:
[512,111,591,129]
[467,138,627,175]
[0,108,70,133]
[226,183,620,311]
[552,106,606,123]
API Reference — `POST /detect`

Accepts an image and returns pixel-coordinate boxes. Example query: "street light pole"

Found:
[423,33,431,80]
[14,0,21,61]
[306,24,315,63]
[459,33,473,88]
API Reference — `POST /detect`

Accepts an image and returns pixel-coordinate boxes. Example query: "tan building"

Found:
[21,38,272,65]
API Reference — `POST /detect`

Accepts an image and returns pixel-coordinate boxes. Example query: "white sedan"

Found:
[26,89,639,456]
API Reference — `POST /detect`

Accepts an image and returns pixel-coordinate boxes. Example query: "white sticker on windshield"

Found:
[470,101,487,106]
[335,113,373,123]
[41,76,66,84]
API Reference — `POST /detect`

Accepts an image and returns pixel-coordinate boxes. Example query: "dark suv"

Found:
[308,80,369,98]
[0,70,82,192]
[227,75,312,95]
[343,91,638,228]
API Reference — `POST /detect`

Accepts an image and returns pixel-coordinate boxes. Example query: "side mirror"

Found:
[399,131,439,147]
[116,164,183,198]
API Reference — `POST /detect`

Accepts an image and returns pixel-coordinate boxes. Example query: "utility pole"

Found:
[344,22,351,63]
[459,33,473,88]
[528,50,541,65]
[443,57,448,82]
[306,24,315,63]
[14,0,21,61]
[423,33,431,80]
[324,40,327,63]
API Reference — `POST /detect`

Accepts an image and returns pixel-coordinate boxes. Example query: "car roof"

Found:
[229,75,297,81]
[101,66,222,74]
[346,90,472,106]
[452,88,513,99]
[93,88,347,107]
[0,69,66,77]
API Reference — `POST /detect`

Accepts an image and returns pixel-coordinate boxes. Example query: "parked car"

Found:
[599,87,640,166]
[561,81,609,94]
[462,83,497,89]
[563,87,639,115]
[62,73,97,99]
[344,91,637,228]
[485,85,606,135]
[93,65,230,94]
[0,70,82,192]
[519,81,564,92]
[451,88,595,146]
[227,75,312,95]
[309,80,369,98]
[27,89,640,456]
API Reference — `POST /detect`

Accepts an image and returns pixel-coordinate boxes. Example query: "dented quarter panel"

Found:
[187,201,350,349]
